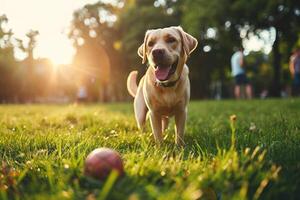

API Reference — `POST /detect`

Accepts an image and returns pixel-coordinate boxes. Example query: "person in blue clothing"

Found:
[231,47,253,99]
[289,48,300,96]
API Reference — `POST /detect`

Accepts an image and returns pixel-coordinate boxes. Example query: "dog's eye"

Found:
[166,37,176,43]
[148,41,154,47]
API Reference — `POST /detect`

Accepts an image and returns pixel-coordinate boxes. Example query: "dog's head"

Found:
[138,26,198,82]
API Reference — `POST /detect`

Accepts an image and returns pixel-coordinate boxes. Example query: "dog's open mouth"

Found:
[154,58,178,81]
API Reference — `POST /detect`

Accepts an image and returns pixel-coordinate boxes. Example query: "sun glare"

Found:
[0,0,98,65]
[38,36,75,66]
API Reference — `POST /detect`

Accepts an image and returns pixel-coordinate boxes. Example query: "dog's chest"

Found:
[145,85,185,114]
[156,90,178,107]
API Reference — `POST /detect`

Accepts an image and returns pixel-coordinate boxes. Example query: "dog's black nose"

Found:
[152,49,165,59]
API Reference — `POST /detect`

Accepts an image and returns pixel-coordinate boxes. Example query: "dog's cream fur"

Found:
[127,26,198,145]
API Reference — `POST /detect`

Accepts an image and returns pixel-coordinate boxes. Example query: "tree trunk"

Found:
[270,28,281,97]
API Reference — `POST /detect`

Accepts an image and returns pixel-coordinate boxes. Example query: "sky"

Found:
[0,0,99,65]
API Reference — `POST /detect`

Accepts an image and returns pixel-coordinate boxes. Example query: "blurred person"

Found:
[289,48,300,96]
[231,47,253,99]
[77,85,88,102]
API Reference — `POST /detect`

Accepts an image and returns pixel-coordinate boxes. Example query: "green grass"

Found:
[0,99,300,200]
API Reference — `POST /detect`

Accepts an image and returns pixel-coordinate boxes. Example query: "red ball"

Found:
[84,148,124,180]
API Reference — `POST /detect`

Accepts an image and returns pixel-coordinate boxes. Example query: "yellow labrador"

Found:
[127,26,198,146]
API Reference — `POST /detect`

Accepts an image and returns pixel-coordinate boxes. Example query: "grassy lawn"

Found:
[0,99,300,200]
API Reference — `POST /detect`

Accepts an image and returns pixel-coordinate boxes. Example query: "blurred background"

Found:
[0,0,299,103]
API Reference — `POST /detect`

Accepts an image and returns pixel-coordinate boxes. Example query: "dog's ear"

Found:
[137,44,145,63]
[138,30,152,64]
[175,26,198,56]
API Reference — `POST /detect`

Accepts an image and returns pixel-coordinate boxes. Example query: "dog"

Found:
[127,26,198,146]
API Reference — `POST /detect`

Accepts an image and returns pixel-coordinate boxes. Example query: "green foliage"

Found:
[0,100,300,199]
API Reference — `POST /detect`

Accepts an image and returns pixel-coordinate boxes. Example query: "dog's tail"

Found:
[127,71,138,97]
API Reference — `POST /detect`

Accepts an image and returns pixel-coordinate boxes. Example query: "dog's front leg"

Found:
[149,111,163,144]
[162,117,169,132]
[175,108,187,146]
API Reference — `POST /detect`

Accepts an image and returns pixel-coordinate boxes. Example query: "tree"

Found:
[234,0,300,96]
[16,30,39,102]
[69,1,127,101]
[0,15,19,102]
[181,0,300,97]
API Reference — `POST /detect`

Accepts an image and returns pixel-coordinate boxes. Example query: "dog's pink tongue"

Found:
[155,66,171,81]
